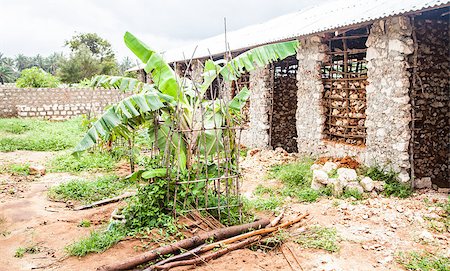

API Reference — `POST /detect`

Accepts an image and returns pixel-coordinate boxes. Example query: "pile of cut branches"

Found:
[98,213,309,271]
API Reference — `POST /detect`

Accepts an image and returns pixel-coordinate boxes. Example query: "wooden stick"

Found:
[97,218,270,271]
[150,213,308,269]
[150,236,261,270]
[267,211,284,228]
[74,192,136,211]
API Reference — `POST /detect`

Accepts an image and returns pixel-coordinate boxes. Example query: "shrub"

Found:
[15,67,59,88]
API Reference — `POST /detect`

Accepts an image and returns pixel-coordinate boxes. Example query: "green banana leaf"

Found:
[124,32,180,100]
[72,92,172,154]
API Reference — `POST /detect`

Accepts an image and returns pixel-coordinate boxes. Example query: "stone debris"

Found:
[337,168,357,182]
[360,177,374,192]
[322,161,338,173]
[313,169,329,185]
[309,162,386,197]
[29,165,46,176]
[345,182,364,194]
[414,177,432,189]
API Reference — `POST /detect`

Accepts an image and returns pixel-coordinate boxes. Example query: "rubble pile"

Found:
[310,161,384,196]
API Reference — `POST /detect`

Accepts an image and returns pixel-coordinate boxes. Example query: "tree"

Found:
[65,33,115,61]
[0,52,18,83]
[73,32,299,171]
[119,56,134,74]
[0,65,15,84]
[62,33,119,81]
[16,67,60,88]
[57,45,102,84]
[15,54,33,71]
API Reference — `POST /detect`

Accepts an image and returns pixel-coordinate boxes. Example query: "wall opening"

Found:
[270,55,298,153]
[410,7,450,188]
[320,28,369,146]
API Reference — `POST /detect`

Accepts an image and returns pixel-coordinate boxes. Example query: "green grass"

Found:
[343,188,363,200]
[268,158,314,188]
[0,163,30,175]
[14,245,40,258]
[48,175,134,204]
[65,226,126,257]
[295,226,339,252]
[48,151,118,173]
[79,220,91,228]
[0,118,84,152]
[360,165,412,198]
[247,196,284,211]
[266,158,331,203]
[397,251,450,271]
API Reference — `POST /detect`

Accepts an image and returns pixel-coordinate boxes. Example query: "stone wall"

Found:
[0,87,129,119]
[271,56,298,152]
[295,36,367,158]
[294,18,415,183]
[240,66,272,148]
[365,16,414,182]
[409,13,449,187]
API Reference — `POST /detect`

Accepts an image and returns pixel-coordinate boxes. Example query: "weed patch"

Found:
[397,251,450,271]
[360,165,412,198]
[343,188,363,200]
[48,151,118,173]
[48,175,134,204]
[247,196,284,211]
[268,159,314,188]
[0,163,30,175]
[65,226,126,257]
[267,159,331,203]
[295,226,339,252]
[79,220,91,228]
[14,245,40,258]
[0,118,84,152]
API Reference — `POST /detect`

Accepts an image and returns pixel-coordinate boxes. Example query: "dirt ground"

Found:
[0,150,449,271]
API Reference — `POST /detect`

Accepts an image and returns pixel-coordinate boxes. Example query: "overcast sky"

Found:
[0,0,330,61]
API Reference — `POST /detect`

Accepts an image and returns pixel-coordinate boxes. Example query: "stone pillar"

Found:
[240,66,272,148]
[190,59,204,83]
[365,16,414,182]
[296,36,327,155]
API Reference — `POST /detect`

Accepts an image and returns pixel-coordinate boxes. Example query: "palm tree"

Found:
[0,65,15,84]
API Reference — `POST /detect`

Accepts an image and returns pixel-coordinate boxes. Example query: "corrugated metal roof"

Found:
[161,0,449,63]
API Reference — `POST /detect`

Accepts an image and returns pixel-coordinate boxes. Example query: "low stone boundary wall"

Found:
[0,87,130,119]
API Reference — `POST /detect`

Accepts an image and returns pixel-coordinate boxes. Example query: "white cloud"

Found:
[0,0,330,60]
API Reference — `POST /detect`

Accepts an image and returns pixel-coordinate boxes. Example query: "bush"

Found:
[15,67,59,88]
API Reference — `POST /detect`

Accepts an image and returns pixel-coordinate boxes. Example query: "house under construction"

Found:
[133,0,450,188]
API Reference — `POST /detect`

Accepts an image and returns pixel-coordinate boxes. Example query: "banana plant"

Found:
[73,32,299,171]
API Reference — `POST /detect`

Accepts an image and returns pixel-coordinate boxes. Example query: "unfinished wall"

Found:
[0,87,128,119]
[296,36,366,158]
[410,11,449,187]
[240,66,272,148]
[271,56,298,152]
[365,16,414,182]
